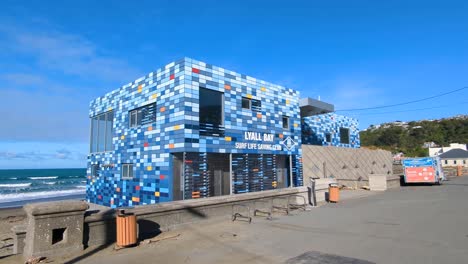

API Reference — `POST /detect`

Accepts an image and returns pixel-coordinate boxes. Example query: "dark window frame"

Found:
[340,127,350,144]
[129,102,156,128]
[241,97,261,112]
[91,164,100,177]
[241,97,251,110]
[325,133,332,143]
[282,116,289,129]
[199,87,225,137]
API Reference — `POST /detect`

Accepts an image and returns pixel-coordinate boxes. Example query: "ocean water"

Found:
[0,168,87,207]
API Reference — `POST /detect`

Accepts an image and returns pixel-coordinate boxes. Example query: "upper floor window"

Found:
[242,97,262,112]
[454,160,457,165]
[242,97,250,109]
[199,87,225,137]
[90,111,113,153]
[129,103,156,128]
[282,116,289,129]
[340,128,350,144]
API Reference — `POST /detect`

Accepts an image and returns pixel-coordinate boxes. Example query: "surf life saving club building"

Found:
[87,58,359,208]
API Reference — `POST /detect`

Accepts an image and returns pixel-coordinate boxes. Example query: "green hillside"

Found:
[360,116,468,157]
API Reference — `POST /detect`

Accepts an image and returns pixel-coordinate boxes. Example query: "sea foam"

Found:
[0,189,85,203]
[0,183,32,188]
[28,176,58,180]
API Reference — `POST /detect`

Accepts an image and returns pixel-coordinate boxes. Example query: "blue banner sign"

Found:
[402,157,434,167]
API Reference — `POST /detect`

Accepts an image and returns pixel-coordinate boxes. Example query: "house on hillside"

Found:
[429,143,467,157]
[438,149,468,167]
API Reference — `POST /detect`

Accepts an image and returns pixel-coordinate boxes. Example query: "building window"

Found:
[129,103,156,128]
[241,97,261,112]
[445,160,448,165]
[340,128,350,144]
[199,87,225,137]
[463,160,466,165]
[91,164,100,177]
[90,111,114,153]
[242,97,251,109]
[325,133,332,143]
[251,99,261,112]
[454,160,457,165]
[282,116,289,129]
[122,164,134,179]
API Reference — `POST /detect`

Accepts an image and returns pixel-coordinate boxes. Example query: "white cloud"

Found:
[312,77,387,111]
[0,26,141,82]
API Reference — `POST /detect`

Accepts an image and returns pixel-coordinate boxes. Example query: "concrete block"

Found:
[369,174,387,191]
[23,200,88,260]
[11,225,27,255]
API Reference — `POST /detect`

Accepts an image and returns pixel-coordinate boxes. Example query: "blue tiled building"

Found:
[302,113,360,148]
[299,97,360,148]
[87,58,303,208]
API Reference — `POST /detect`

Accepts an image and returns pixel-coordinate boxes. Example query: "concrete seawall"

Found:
[84,181,334,248]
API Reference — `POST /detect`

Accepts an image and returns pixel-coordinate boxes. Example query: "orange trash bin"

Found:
[457,165,463,177]
[116,209,137,247]
[329,183,340,203]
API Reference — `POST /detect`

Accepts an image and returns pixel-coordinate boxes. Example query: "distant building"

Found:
[429,143,467,157]
[300,98,360,148]
[393,152,404,163]
[438,149,468,167]
[301,113,360,148]
[422,142,438,148]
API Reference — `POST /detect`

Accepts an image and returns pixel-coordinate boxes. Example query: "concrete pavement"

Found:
[16,176,468,264]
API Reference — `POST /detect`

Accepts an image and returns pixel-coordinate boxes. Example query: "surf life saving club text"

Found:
[235,132,282,150]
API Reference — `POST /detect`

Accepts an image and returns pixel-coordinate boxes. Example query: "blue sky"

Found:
[0,0,467,169]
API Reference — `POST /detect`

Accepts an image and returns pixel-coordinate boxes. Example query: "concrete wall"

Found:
[302,145,394,188]
[441,159,468,167]
[83,185,332,248]
[443,166,468,177]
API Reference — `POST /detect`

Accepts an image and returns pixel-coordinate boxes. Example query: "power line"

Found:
[354,102,468,115]
[335,86,467,112]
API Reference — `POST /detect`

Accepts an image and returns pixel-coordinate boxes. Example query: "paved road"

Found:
[70,176,468,264]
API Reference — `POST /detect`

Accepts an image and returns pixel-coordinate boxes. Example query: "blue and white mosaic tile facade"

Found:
[302,113,360,148]
[87,58,303,208]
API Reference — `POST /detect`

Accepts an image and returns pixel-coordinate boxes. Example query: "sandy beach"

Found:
[0,207,26,257]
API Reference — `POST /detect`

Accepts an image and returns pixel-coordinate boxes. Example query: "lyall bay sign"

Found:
[234,132,297,151]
